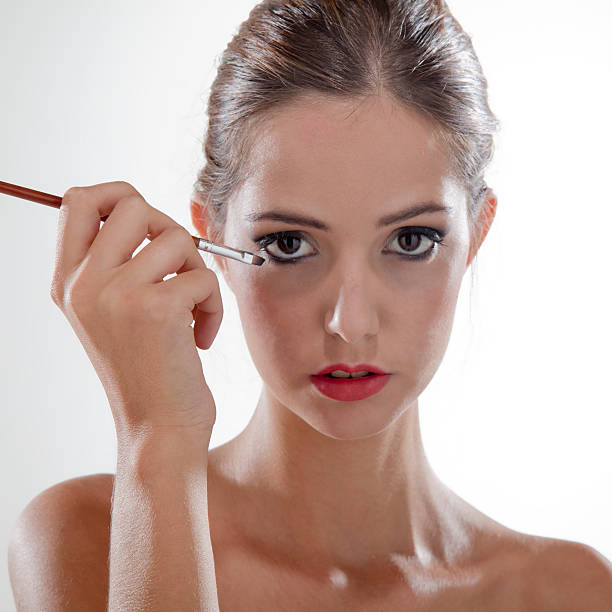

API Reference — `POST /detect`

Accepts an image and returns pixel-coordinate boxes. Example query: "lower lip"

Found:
[309,374,391,401]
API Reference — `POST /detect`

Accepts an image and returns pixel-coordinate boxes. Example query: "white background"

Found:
[1,0,611,608]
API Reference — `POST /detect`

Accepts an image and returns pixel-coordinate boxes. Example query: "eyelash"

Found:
[253,227,448,265]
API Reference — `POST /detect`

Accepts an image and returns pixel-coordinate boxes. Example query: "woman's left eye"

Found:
[386,227,447,260]
[253,227,447,264]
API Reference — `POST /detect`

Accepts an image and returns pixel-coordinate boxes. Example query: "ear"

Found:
[190,199,229,277]
[190,198,210,240]
[466,188,497,268]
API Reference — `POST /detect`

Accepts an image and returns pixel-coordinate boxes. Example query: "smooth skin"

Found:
[9,92,612,611]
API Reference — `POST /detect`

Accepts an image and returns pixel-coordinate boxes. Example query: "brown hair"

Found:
[191,0,500,252]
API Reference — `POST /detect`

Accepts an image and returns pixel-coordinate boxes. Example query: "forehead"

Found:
[233,93,460,220]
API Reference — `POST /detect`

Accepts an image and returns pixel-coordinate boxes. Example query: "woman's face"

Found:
[209,93,475,440]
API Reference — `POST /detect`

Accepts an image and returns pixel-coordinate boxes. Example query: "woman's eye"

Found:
[387,228,446,260]
[255,231,315,264]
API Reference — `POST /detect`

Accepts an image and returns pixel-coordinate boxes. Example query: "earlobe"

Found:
[466,188,497,267]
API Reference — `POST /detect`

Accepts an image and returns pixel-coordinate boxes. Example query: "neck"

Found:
[211,387,476,571]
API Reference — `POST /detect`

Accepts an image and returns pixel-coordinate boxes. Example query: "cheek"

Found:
[231,263,312,326]
[392,262,463,389]
[229,267,312,379]
[227,251,465,383]
[403,277,459,350]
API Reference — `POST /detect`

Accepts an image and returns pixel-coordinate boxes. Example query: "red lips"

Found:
[314,363,388,376]
[310,365,391,401]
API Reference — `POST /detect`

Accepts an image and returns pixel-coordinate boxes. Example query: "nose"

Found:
[324,262,380,344]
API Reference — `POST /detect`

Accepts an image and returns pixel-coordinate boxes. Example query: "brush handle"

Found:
[0,180,63,209]
[0,180,116,219]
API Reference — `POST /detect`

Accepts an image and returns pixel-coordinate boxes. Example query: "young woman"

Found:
[9,1,612,610]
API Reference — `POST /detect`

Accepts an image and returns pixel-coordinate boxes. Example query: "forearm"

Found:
[108,429,219,612]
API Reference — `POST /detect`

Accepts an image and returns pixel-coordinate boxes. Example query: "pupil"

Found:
[280,236,300,254]
[399,233,419,251]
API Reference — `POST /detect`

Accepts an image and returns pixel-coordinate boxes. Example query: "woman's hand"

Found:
[50,181,223,440]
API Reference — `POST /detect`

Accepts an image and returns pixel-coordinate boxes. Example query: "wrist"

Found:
[116,424,212,478]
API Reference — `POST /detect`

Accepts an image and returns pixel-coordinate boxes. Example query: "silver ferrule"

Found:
[196,238,262,266]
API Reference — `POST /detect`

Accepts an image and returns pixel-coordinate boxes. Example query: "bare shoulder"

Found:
[9,473,115,611]
[491,534,612,612]
[521,536,612,611]
[458,520,612,612]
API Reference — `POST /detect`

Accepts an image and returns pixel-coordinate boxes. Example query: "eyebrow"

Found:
[245,202,451,231]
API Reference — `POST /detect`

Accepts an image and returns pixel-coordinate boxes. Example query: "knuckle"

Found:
[108,194,151,227]
[111,180,141,197]
[61,186,86,205]
[114,180,135,190]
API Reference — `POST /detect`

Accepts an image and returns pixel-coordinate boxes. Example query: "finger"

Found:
[53,181,142,280]
[118,225,206,287]
[87,194,183,272]
[157,268,223,350]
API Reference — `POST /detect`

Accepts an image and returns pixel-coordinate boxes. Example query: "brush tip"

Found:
[252,254,266,266]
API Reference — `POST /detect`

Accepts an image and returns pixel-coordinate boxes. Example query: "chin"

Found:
[293,394,411,441]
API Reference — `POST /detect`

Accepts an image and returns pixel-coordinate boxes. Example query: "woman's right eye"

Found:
[254,231,316,264]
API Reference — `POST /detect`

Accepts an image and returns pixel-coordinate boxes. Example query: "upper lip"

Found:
[314,363,388,376]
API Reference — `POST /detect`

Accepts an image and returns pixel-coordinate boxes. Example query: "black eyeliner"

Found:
[251,226,448,264]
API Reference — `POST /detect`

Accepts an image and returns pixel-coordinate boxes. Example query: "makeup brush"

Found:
[0,180,265,266]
